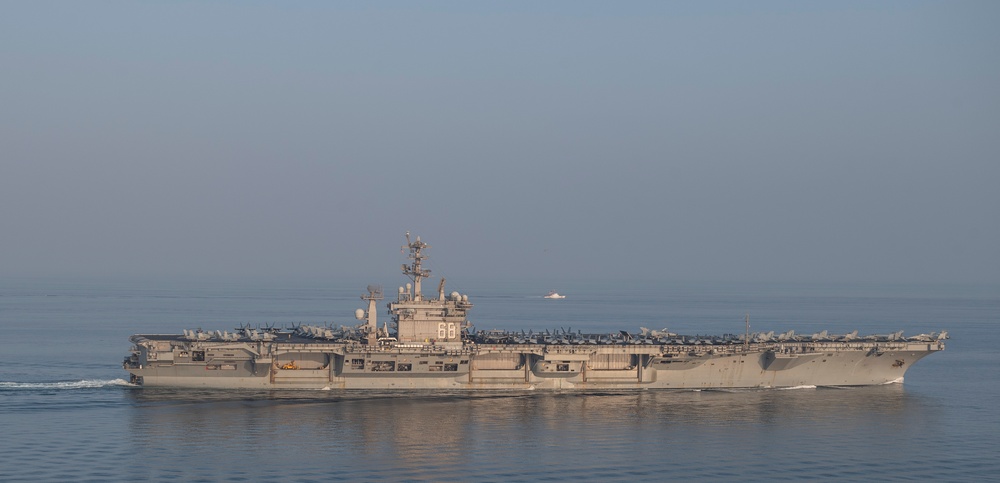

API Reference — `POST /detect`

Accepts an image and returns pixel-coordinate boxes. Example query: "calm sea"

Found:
[1,277,997,482]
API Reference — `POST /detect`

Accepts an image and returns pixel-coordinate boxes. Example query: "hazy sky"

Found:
[2,1,998,284]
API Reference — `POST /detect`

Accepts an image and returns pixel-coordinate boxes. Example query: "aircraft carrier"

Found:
[124,234,947,389]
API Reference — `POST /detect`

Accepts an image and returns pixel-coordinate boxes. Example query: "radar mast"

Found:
[402,231,431,301]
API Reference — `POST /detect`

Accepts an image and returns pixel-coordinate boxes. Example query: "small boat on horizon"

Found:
[122,233,947,391]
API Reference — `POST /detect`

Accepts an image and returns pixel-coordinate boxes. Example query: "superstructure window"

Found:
[192,351,205,362]
[351,359,365,370]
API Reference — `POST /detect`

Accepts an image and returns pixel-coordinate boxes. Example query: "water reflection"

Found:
[123,385,938,480]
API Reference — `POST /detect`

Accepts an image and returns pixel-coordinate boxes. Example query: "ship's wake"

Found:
[0,379,134,390]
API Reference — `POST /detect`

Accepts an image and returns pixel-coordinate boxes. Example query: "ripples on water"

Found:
[0,382,994,482]
[0,278,998,481]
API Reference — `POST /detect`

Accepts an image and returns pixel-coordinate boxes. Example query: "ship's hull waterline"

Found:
[126,338,940,390]
[124,234,946,390]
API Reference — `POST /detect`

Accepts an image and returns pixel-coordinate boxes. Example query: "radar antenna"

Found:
[361,285,384,345]
[402,232,431,301]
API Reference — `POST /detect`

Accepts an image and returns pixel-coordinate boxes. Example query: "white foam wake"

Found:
[776,385,817,390]
[881,377,904,385]
[0,379,133,390]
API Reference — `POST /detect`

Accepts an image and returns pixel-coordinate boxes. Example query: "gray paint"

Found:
[124,235,947,389]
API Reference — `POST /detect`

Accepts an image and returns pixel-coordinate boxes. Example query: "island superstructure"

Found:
[123,234,947,389]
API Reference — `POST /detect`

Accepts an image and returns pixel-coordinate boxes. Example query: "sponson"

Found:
[124,234,948,389]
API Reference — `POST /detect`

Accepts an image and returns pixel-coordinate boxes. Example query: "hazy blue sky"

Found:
[2,1,997,284]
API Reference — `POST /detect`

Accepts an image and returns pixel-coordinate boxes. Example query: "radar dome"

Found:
[450,291,461,301]
[355,309,365,320]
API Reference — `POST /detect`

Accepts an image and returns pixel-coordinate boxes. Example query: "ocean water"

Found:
[1,277,997,482]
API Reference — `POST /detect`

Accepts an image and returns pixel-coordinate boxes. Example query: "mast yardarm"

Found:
[402,231,431,301]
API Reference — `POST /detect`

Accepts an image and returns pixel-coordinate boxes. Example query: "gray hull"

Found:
[123,234,946,390]
[125,337,941,390]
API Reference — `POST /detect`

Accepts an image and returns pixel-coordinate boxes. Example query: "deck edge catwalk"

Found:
[124,234,948,389]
